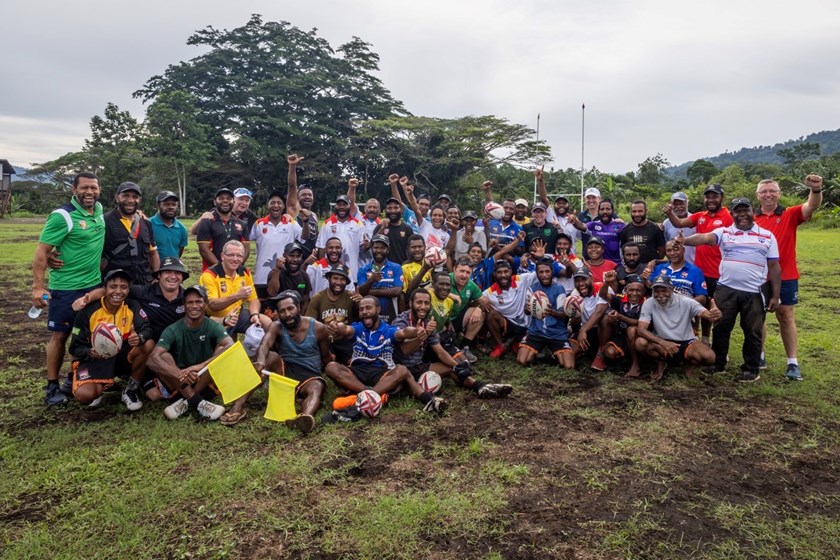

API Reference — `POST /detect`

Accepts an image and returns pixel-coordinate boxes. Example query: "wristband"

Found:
[811,189,822,194]
[250,312,259,318]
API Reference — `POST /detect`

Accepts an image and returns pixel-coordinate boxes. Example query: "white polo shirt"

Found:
[249,215,304,285]
[714,223,779,292]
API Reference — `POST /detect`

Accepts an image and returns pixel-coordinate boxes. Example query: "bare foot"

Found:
[624,365,641,378]
[684,364,698,380]
[651,362,667,381]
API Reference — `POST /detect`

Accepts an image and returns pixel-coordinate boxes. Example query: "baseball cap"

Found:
[335,194,351,204]
[215,187,235,198]
[555,194,569,201]
[324,264,351,280]
[155,256,190,279]
[371,234,390,246]
[556,232,573,244]
[531,202,547,213]
[730,197,753,211]
[515,198,529,207]
[284,241,305,254]
[437,193,453,202]
[156,190,179,203]
[270,289,302,303]
[572,267,592,279]
[584,187,601,198]
[461,211,478,220]
[704,184,724,196]
[183,284,208,302]
[117,182,141,195]
[670,192,689,202]
[385,197,402,205]
[233,188,253,199]
[651,274,673,288]
[624,274,644,286]
[103,268,131,284]
[586,237,606,246]
[417,193,432,202]
[494,260,512,270]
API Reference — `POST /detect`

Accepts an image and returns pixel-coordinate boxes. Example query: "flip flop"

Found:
[220,409,247,426]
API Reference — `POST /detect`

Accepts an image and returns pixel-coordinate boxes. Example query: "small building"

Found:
[0,159,15,216]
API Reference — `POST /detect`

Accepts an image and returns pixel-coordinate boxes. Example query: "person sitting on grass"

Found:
[467,230,527,291]
[516,258,574,369]
[395,289,513,399]
[634,274,720,381]
[68,269,152,409]
[222,290,333,432]
[325,296,447,415]
[146,285,233,421]
[595,271,645,377]
[568,268,611,368]
[305,264,359,365]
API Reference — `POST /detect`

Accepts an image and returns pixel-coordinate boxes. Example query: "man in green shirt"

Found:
[449,257,487,363]
[146,285,233,421]
[31,172,106,406]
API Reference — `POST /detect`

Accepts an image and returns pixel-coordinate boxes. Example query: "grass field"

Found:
[1,219,839,559]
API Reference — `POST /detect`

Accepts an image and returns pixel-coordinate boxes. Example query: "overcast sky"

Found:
[2,0,839,173]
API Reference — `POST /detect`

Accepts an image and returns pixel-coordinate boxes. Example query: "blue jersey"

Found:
[351,321,399,369]
[512,256,565,277]
[527,281,569,340]
[652,261,707,299]
[471,257,496,291]
[487,219,522,246]
[357,260,404,320]
[403,208,420,234]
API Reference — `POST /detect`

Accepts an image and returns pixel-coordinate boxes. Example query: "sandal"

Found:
[285,413,315,434]
[220,409,247,426]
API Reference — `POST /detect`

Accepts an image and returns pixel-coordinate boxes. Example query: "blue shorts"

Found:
[780,279,799,306]
[48,286,99,333]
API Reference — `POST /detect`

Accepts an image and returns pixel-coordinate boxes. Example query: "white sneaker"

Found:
[196,399,226,421]
[164,398,189,420]
[121,384,143,412]
[87,395,104,408]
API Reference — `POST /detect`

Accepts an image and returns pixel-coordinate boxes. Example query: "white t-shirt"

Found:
[714,224,779,292]
[316,215,365,280]
[249,216,304,285]
[419,221,450,249]
[483,271,537,328]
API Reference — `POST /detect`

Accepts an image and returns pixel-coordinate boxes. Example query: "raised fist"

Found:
[805,174,824,191]
[287,154,304,166]
[348,178,360,189]
[388,173,400,184]
[482,180,493,190]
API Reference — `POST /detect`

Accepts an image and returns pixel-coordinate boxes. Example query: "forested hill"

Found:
[667,128,840,178]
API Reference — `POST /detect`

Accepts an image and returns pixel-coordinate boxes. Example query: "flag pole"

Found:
[533,113,541,205]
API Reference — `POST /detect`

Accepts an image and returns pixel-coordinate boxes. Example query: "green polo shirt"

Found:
[39,197,105,290]
[448,275,483,317]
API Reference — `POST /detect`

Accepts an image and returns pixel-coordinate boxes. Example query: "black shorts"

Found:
[282,361,323,384]
[571,328,600,355]
[664,340,695,365]
[451,307,469,333]
[351,362,389,387]
[503,319,527,341]
[405,362,433,380]
[71,345,131,394]
[331,338,354,365]
[520,333,571,354]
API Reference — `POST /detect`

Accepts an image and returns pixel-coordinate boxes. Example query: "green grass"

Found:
[1,221,840,559]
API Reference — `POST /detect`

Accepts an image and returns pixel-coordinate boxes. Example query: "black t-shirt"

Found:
[615,264,651,296]
[523,221,561,254]
[129,284,185,340]
[374,221,414,265]
[196,210,248,265]
[619,222,665,263]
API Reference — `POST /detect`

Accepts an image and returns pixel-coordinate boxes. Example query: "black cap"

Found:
[335,194,351,204]
[270,289,302,303]
[494,260,512,270]
[371,234,390,247]
[704,184,724,196]
[438,194,452,202]
[532,203,548,213]
[461,211,478,220]
[385,197,402,205]
[155,256,190,279]
[324,264,351,280]
[117,182,141,195]
[624,274,645,285]
[215,187,235,198]
[572,267,592,279]
[284,241,305,254]
[156,190,179,203]
[586,237,606,246]
[556,232,573,244]
[184,284,208,302]
[651,274,673,288]
[103,269,132,284]
[730,197,753,211]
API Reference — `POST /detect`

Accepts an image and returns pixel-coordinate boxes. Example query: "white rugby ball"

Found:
[91,322,123,358]
[424,246,447,267]
[355,389,383,418]
[484,202,505,220]
[528,291,552,320]
[563,294,583,319]
[418,370,443,394]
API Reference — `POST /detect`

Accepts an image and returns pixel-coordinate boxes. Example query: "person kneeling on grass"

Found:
[223,290,333,433]
[146,285,233,421]
[325,296,447,415]
[635,274,721,381]
[68,269,152,408]
[396,289,512,398]
[569,268,611,368]
[517,258,574,369]
[592,271,645,377]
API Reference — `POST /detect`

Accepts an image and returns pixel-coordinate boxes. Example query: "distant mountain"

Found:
[666,128,840,179]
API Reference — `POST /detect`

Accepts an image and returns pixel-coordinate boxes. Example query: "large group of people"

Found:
[30,156,824,432]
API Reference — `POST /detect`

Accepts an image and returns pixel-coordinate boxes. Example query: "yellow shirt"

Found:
[120,216,157,252]
[402,261,432,293]
[429,291,454,332]
[199,263,257,318]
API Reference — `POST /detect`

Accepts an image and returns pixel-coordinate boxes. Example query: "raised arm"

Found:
[492,230,527,261]
[402,178,424,226]
[802,173,823,220]
[286,154,304,218]
[482,180,494,203]
[662,202,695,228]
[347,177,360,217]
[535,166,549,207]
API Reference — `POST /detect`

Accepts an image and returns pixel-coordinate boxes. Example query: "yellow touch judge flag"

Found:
[205,341,262,404]
[264,373,299,422]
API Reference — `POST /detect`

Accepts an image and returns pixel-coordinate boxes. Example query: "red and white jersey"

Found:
[419,221,450,249]
[316,215,365,278]
[714,224,779,292]
[306,258,355,296]
[570,282,611,323]
[483,272,537,328]
[249,215,304,285]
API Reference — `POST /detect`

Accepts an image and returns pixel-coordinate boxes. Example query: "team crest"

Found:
[79,220,87,229]
[220,281,227,293]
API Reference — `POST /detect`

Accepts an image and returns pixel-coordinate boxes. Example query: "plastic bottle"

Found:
[28,294,49,319]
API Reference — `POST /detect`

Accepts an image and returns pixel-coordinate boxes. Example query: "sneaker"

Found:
[44,383,68,407]
[332,394,358,411]
[164,398,189,420]
[591,354,607,372]
[477,383,513,399]
[422,396,447,413]
[322,406,364,424]
[285,413,316,434]
[785,364,804,382]
[759,357,767,370]
[739,370,761,383]
[121,382,143,412]
[703,364,727,375]
[489,344,506,359]
[462,346,478,364]
[88,395,104,408]
[59,378,74,397]
[510,342,520,354]
[196,400,226,421]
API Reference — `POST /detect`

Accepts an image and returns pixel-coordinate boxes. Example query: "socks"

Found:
[787,358,799,366]
[187,394,203,408]
[471,380,486,393]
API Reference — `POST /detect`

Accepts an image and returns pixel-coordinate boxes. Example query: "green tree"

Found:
[83,102,147,192]
[636,153,670,185]
[686,159,718,185]
[777,142,820,167]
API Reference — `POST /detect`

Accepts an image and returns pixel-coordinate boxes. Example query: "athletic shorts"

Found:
[451,307,470,333]
[351,362,389,387]
[571,328,600,356]
[663,339,695,365]
[48,286,99,333]
[606,336,629,357]
[71,346,130,394]
[704,277,718,299]
[520,332,572,354]
[331,338,354,365]
[405,362,433,380]
[780,279,799,306]
[281,360,323,384]
[503,318,527,341]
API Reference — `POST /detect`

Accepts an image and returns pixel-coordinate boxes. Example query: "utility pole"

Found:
[580,103,586,213]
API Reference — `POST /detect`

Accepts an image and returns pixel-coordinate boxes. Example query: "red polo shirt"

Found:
[754,205,806,281]
[688,208,733,279]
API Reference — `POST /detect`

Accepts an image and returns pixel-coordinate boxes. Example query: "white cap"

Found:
[514,198,529,207]
[584,187,601,198]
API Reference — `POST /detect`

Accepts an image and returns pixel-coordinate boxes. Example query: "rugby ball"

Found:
[563,294,583,319]
[484,202,505,220]
[91,322,123,358]
[528,291,551,320]
[424,246,447,267]
[355,389,383,418]
[418,370,443,394]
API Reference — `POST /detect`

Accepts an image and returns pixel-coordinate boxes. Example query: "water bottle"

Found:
[28,294,49,319]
